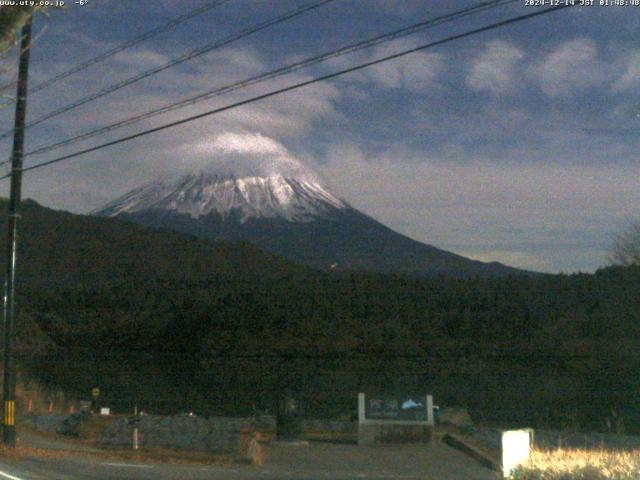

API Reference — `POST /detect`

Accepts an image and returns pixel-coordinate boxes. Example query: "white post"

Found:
[133,405,139,451]
[358,393,366,423]
[426,395,434,425]
[501,429,531,478]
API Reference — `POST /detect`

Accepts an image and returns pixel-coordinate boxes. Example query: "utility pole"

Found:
[2,12,33,447]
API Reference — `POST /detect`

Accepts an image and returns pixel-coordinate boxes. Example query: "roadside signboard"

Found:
[358,393,434,446]
[365,396,428,422]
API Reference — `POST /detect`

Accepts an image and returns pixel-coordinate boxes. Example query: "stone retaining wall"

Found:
[22,413,69,433]
[100,415,254,452]
[301,419,356,435]
[22,413,359,452]
[23,413,276,454]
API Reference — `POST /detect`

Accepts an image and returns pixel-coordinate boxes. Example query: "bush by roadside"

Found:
[509,448,640,480]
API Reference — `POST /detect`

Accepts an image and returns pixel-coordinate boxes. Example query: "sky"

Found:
[0,0,638,273]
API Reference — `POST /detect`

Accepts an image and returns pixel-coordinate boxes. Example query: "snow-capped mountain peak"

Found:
[96,172,348,223]
[93,155,527,277]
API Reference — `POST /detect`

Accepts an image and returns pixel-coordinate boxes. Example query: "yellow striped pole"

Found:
[3,401,15,427]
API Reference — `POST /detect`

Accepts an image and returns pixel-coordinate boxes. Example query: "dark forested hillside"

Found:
[2,199,639,433]
[112,206,527,278]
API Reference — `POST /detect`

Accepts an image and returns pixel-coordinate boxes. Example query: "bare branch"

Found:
[0,7,33,52]
[609,222,640,266]
[0,10,49,105]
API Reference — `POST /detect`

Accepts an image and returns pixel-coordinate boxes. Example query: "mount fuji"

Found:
[95,164,526,278]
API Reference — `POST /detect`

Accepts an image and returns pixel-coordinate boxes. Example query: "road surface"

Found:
[0,434,497,479]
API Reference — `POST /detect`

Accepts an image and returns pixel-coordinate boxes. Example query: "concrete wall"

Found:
[359,423,433,445]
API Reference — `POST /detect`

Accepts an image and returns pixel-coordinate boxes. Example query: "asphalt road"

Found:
[0,433,498,479]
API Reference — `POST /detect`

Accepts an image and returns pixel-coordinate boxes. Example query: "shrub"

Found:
[509,448,640,480]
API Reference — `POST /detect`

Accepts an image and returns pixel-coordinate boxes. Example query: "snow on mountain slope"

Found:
[94,132,531,277]
[97,172,348,223]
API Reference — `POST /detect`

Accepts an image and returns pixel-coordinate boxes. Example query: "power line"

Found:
[23,0,516,159]
[0,0,338,142]
[0,1,232,96]
[28,0,233,95]
[7,4,569,176]
[0,4,571,182]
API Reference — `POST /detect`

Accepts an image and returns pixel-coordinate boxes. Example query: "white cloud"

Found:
[614,51,640,92]
[23,41,341,157]
[466,40,525,96]
[179,131,321,181]
[533,38,606,97]
[113,49,171,70]
[370,50,443,91]
[206,76,342,138]
[326,38,444,92]
[208,131,288,156]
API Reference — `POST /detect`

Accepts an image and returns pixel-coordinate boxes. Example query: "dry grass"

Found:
[237,430,269,466]
[100,446,233,466]
[0,442,233,466]
[510,448,640,479]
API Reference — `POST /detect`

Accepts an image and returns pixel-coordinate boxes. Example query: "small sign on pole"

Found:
[91,387,101,414]
[127,405,140,450]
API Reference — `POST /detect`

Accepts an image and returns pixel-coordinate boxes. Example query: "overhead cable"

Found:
[0,4,571,181]
[0,0,338,141]
[24,0,516,159]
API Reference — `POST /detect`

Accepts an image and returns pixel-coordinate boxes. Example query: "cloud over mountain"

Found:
[179,131,323,184]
